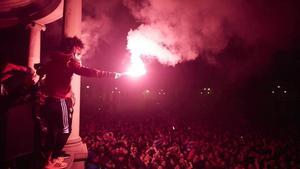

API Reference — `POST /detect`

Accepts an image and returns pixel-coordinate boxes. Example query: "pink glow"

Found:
[126,27,181,66]
[125,53,146,77]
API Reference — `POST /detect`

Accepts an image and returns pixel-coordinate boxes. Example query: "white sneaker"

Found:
[44,158,67,169]
[52,158,67,169]
[43,160,55,169]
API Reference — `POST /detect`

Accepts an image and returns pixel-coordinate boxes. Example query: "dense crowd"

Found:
[81,116,300,169]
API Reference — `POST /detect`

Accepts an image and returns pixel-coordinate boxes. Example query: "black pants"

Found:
[42,97,73,158]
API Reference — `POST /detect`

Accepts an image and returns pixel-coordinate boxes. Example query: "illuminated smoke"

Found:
[81,0,120,60]
[81,15,112,59]
[81,0,299,69]
[126,26,181,65]
[124,0,300,66]
[125,52,146,77]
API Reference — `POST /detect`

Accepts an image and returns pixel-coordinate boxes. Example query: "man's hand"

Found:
[114,73,122,79]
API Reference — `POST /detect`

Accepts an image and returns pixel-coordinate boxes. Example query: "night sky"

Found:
[1,0,300,126]
[80,0,300,127]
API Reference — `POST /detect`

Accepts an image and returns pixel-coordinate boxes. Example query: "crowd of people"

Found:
[81,116,300,169]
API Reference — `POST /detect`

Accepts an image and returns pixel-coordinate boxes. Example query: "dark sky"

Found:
[79,0,300,88]
[79,0,300,123]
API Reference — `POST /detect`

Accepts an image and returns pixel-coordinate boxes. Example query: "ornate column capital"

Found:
[26,22,46,32]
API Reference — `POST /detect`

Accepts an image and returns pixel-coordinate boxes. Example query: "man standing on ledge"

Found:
[37,36,121,169]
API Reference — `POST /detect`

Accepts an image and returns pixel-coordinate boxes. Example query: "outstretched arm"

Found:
[67,58,120,79]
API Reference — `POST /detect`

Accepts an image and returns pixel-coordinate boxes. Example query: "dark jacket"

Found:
[39,52,116,98]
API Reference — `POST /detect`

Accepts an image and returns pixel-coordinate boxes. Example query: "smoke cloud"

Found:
[81,0,122,60]
[81,15,112,58]
[124,0,300,66]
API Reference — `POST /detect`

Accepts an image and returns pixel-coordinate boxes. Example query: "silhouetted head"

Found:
[60,36,84,53]
[58,36,84,60]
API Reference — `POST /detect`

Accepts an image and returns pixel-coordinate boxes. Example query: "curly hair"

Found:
[60,36,84,53]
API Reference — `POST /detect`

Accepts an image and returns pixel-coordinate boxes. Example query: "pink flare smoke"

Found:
[124,0,300,66]
[126,25,183,66]
[125,53,147,77]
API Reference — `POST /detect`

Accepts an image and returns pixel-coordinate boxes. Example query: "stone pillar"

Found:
[62,0,87,162]
[27,22,46,70]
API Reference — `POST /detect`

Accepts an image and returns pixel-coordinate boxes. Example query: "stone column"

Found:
[62,0,87,163]
[27,22,46,70]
